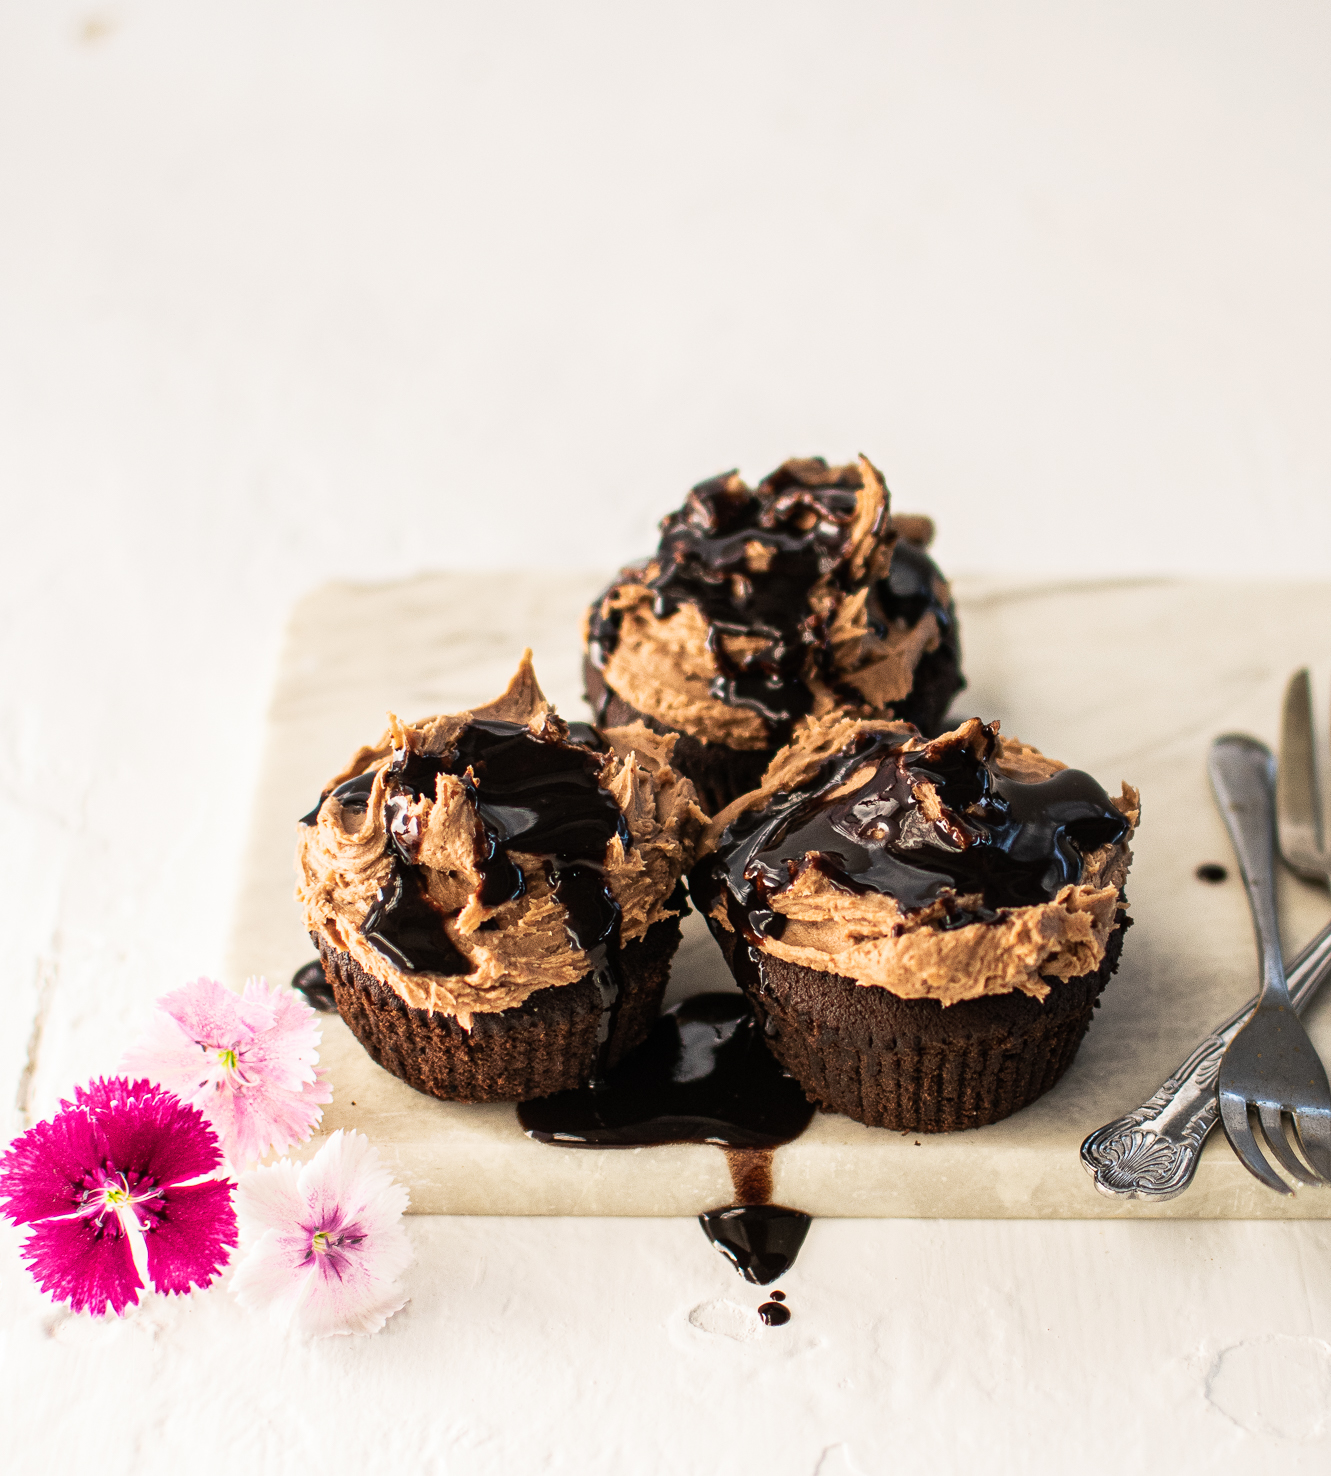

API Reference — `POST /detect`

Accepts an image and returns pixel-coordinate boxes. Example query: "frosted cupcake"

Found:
[692,713,1138,1131]
[297,654,706,1101]
[584,455,963,813]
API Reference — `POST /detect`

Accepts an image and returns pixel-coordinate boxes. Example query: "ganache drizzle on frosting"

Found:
[873,537,953,642]
[301,718,633,1079]
[588,459,884,735]
[695,722,1129,941]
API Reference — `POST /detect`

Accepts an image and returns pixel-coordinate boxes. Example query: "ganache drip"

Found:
[700,1205,812,1287]
[291,960,337,1013]
[298,770,377,828]
[362,866,471,976]
[520,992,816,1285]
[694,721,1129,940]
[587,459,883,736]
[518,992,814,1148]
[301,719,634,1077]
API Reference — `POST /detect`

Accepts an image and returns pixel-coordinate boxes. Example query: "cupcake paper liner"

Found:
[713,910,1130,1133]
[316,915,681,1103]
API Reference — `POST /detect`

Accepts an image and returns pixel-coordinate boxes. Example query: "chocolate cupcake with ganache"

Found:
[691,713,1139,1132]
[296,654,706,1102]
[583,455,963,815]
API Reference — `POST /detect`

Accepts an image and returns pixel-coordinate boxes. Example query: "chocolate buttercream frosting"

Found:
[297,653,707,1028]
[692,713,1139,1007]
[585,455,962,750]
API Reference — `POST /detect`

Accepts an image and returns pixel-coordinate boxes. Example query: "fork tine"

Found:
[1256,1104,1325,1186]
[1220,1090,1294,1194]
[1279,668,1325,882]
[1291,1108,1331,1182]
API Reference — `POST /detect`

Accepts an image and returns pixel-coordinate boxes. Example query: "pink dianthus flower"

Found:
[122,976,332,1170]
[231,1130,412,1337]
[0,1077,237,1316]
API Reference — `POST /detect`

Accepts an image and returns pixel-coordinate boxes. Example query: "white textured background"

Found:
[4,5,1331,1473]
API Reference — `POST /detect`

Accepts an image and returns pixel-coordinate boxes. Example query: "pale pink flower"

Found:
[230,1130,412,1336]
[122,976,332,1170]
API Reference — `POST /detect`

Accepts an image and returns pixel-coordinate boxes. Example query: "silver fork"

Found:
[1211,732,1331,1192]
[1083,669,1331,1199]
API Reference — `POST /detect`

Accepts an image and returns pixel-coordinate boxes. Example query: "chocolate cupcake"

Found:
[691,713,1139,1132]
[584,455,963,814]
[296,654,706,1102]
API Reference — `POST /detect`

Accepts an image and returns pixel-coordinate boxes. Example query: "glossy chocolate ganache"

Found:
[694,714,1139,1007]
[585,456,963,755]
[520,991,814,1287]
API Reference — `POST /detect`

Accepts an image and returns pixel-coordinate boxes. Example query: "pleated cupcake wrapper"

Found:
[734,917,1128,1134]
[743,984,1101,1132]
[316,918,679,1104]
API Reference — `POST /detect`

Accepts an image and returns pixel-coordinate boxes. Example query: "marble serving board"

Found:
[226,572,1331,1217]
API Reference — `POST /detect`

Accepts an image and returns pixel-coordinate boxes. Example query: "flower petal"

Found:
[297,1129,409,1238]
[0,1106,104,1225]
[80,1078,224,1186]
[123,978,331,1168]
[18,1213,143,1316]
[162,977,252,1051]
[121,1010,222,1100]
[229,1229,318,1326]
[295,1260,409,1338]
[143,1179,238,1297]
[203,1073,331,1170]
[233,1157,307,1237]
[239,977,325,1090]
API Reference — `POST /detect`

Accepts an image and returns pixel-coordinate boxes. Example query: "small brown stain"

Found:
[78,14,117,46]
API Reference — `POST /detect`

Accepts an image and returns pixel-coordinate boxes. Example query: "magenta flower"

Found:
[231,1130,412,1337]
[0,1078,237,1316]
[122,976,332,1170]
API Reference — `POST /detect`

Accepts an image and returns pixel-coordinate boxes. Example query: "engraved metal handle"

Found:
[1080,920,1331,1200]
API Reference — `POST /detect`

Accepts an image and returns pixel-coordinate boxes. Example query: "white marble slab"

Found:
[226,573,1331,1217]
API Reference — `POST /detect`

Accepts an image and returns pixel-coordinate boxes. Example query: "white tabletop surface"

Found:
[5,5,1331,1473]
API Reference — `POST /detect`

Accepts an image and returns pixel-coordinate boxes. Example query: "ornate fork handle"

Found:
[1081,922,1331,1200]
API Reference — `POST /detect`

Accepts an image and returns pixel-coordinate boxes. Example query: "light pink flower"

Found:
[230,1130,412,1336]
[122,976,332,1170]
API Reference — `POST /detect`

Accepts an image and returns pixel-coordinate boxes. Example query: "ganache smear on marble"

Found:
[300,718,632,1082]
[520,992,814,1288]
[693,720,1129,941]
[291,959,337,1013]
